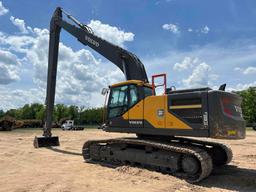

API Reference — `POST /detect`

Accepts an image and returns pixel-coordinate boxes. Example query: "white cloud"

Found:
[88,20,134,47]
[173,57,199,71]
[0,49,20,65]
[182,62,212,88]
[0,17,131,109]
[142,39,256,91]
[0,49,20,84]
[234,66,256,75]
[162,23,179,34]
[173,57,219,88]
[0,32,35,53]
[227,81,256,91]
[0,64,19,84]
[0,1,8,16]
[201,25,210,34]
[243,66,256,75]
[20,27,124,107]
[163,25,209,34]
[10,16,28,34]
[0,87,44,110]
[23,27,124,90]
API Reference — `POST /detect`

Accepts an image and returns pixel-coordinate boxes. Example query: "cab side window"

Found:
[144,86,153,98]
[129,85,138,107]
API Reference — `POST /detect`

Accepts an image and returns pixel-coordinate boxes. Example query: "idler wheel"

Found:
[181,156,200,175]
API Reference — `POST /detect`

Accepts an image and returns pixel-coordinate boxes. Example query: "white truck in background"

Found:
[61,120,74,130]
[61,120,84,131]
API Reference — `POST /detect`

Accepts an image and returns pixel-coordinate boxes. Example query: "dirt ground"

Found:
[0,129,256,192]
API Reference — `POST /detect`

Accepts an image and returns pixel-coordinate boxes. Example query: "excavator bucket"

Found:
[33,136,60,148]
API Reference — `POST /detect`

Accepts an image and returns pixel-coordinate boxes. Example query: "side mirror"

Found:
[101,88,109,95]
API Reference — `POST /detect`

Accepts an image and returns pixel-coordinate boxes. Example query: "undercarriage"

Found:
[82,136,232,183]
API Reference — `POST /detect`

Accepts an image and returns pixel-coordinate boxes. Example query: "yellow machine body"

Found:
[122,95,191,130]
[104,80,245,139]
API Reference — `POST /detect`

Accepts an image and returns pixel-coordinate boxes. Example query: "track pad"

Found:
[34,136,60,148]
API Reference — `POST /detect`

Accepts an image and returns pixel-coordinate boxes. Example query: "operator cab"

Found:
[107,80,152,119]
[101,75,166,130]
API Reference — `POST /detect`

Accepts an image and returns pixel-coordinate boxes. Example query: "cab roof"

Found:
[110,80,152,88]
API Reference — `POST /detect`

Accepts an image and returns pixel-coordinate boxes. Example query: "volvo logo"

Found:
[157,109,164,117]
[85,35,99,47]
[203,112,208,126]
[129,120,143,125]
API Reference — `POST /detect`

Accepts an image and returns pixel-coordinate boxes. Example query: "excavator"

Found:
[34,7,246,183]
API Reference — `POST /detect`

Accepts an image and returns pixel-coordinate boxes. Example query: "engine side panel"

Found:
[105,93,209,137]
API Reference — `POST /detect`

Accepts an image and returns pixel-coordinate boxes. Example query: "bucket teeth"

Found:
[34,136,60,148]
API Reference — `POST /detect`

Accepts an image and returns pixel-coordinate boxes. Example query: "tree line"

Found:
[236,87,256,124]
[0,87,255,125]
[0,104,103,125]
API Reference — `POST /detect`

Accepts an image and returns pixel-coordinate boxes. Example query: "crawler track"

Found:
[174,137,233,166]
[82,137,214,183]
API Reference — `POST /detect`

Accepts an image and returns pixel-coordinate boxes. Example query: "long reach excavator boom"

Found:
[37,7,148,142]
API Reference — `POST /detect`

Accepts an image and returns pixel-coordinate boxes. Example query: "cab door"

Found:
[107,85,129,128]
[128,85,144,129]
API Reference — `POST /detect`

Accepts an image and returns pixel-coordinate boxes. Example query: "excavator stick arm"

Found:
[34,8,62,147]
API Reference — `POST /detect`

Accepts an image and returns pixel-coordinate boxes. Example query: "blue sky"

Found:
[0,0,256,110]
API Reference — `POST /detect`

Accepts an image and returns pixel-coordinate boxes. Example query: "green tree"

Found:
[238,87,256,123]
[54,104,69,122]
[5,109,17,118]
[36,106,46,121]
[0,110,4,119]
[30,103,44,119]
[68,105,79,123]
[21,104,34,119]
[80,107,103,125]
